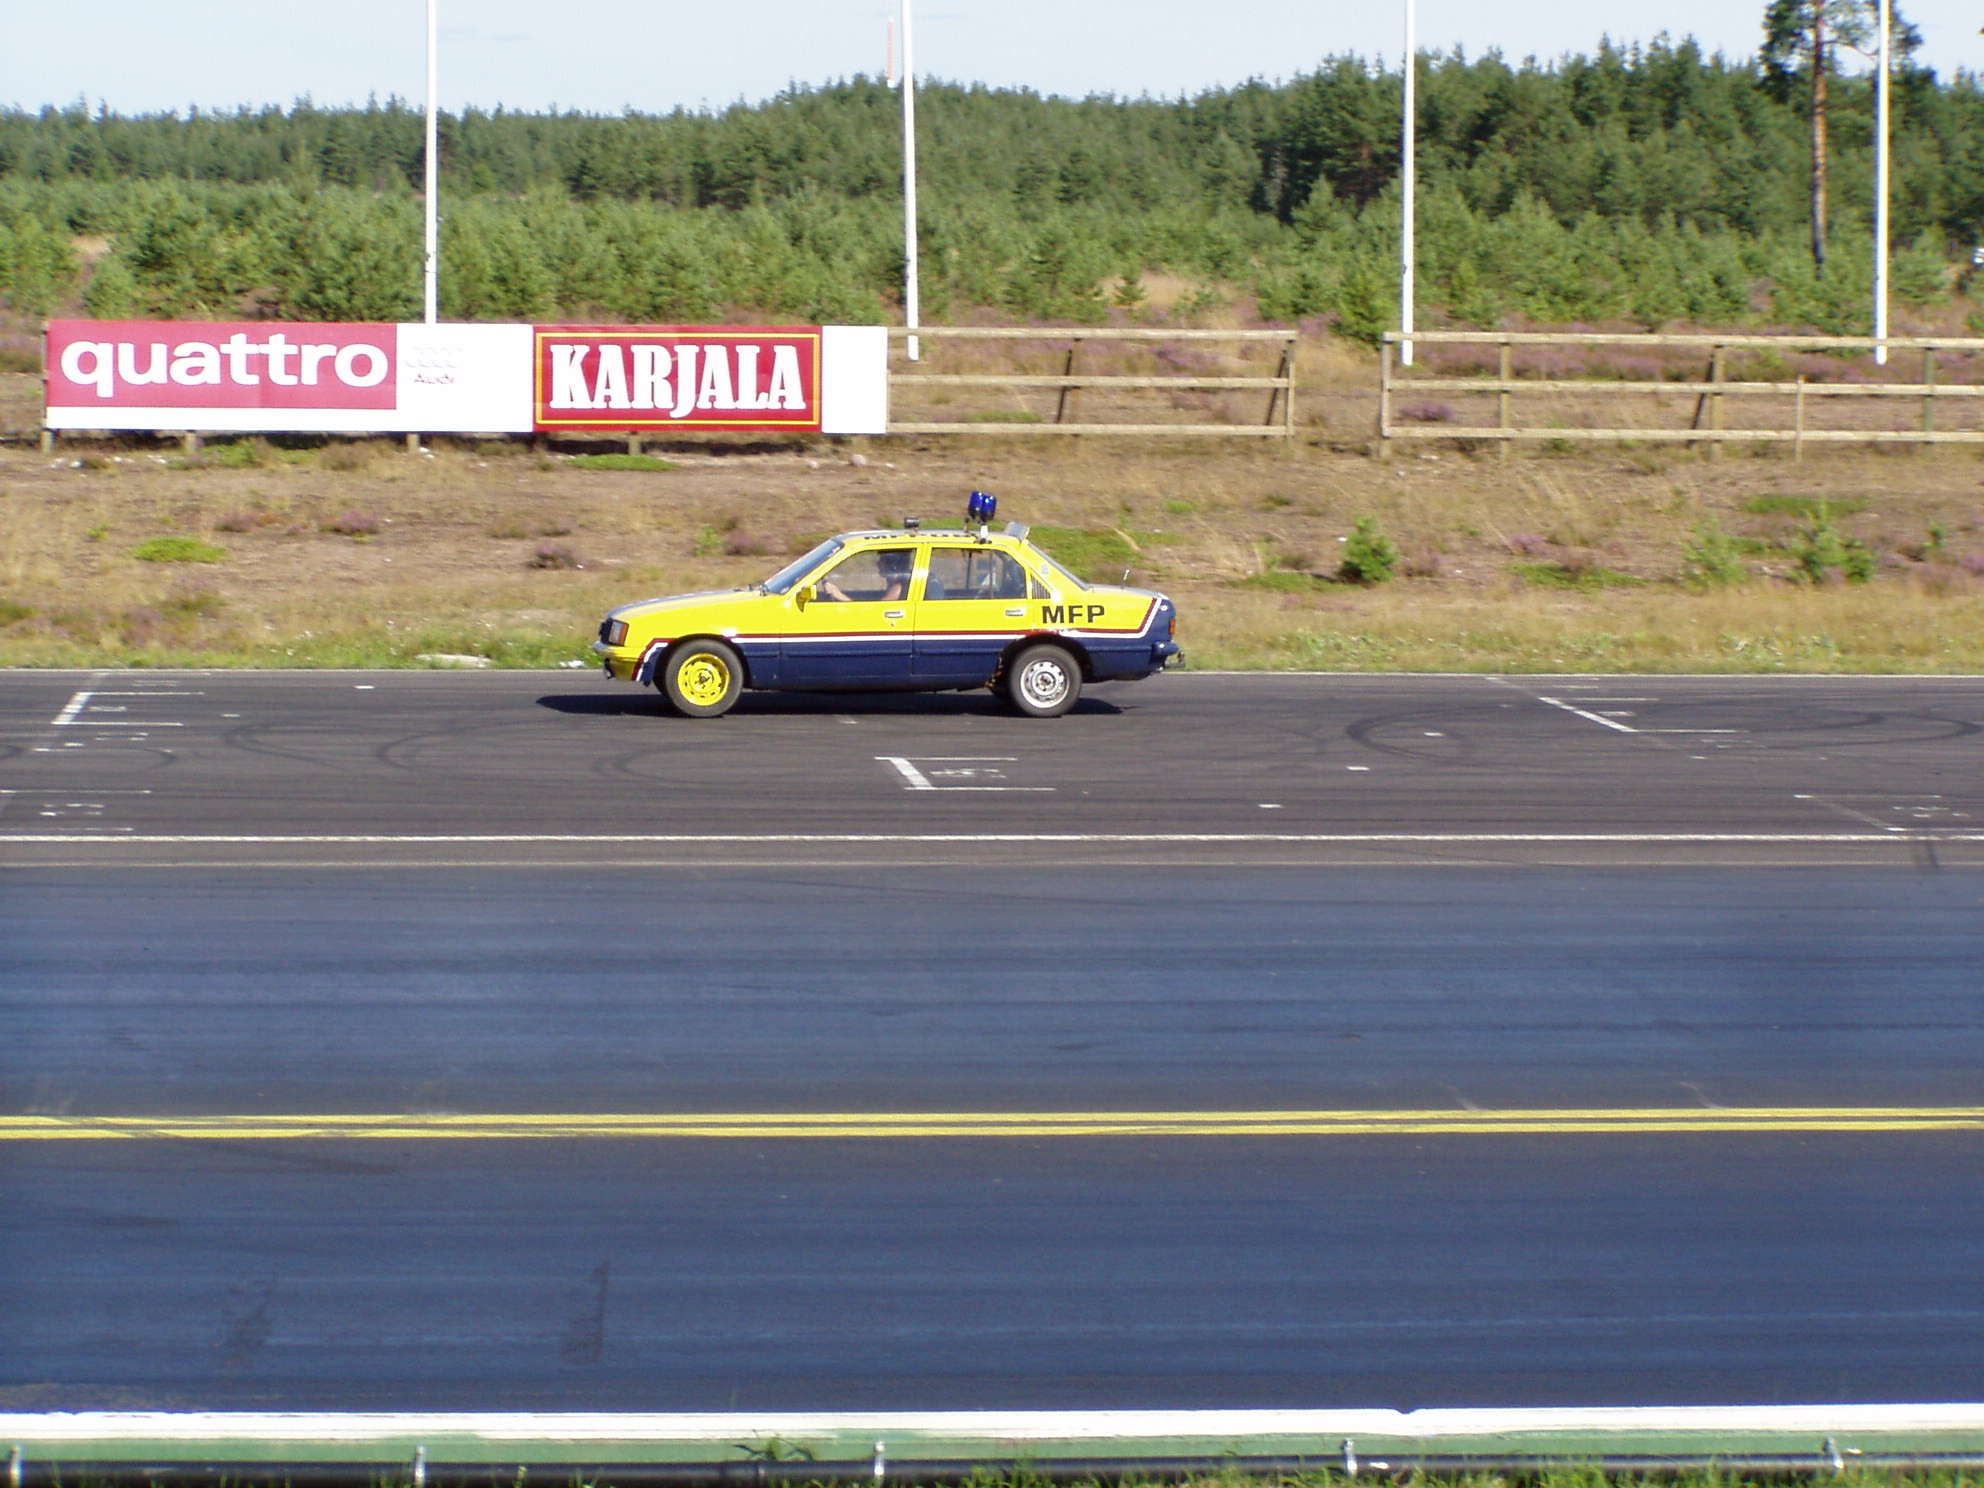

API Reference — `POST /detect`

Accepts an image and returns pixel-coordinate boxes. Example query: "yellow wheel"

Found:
[662,640,743,718]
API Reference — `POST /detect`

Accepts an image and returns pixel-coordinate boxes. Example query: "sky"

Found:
[6,0,1982,118]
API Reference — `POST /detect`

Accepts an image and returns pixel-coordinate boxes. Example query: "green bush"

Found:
[1789,509,1877,584]
[1680,518,1749,588]
[131,536,228,563]
[1338,515,1400,583]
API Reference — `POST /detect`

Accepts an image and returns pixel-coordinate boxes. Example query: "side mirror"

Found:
[795,585,815,608]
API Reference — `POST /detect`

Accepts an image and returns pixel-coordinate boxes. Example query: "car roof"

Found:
[839,526,1030,544]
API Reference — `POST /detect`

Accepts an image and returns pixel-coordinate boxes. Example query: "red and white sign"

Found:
[534,326,821,431]
[45,321,535,433]
[50,322,396,413]
[44,320,887,435]
[532,325,886,434]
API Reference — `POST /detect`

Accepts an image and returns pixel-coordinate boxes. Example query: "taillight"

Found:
[1168,613,1177,638]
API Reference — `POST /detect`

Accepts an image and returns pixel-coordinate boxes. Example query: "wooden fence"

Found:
[887,326,1296,436]
[1379,330,1984,456]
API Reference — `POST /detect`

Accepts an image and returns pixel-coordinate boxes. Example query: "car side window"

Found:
[817,548,915,603]
[924,548,1027,601]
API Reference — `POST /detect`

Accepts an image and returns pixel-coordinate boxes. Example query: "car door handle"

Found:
[884,609,905,620]
[1005,607,1026,616]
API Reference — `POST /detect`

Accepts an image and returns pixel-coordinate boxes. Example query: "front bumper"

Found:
[592,640,639,681]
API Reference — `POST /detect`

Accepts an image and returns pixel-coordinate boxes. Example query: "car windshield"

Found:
[761,538,843,595]
[1028,546,1088,592]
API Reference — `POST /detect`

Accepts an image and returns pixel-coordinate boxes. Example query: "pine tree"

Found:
[1762,0,1920,272]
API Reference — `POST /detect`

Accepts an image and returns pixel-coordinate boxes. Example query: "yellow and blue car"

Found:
[593,494,1181,717]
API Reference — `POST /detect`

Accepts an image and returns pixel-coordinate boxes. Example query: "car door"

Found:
[913,545,1035,684]
[780,544,919,686]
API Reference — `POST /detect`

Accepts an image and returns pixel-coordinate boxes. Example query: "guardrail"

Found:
[888,326,1296,437]
[1380,330,1984,456]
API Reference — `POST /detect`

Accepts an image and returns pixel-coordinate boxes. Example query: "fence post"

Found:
[627,433,643,457]
[40,427,54,456]
[1377,339,1393,459]
[1264,340,1293,431]
[1284,336,1296,437]
[1922,347,1937,449]
[1497,341,1512,462]
[1794,375,1806,463]
[1054,344,1080,425]
[1708,345,1726,461]
[183,432,201,462]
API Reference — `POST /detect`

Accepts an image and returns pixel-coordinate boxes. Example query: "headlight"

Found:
[601,618,629,647]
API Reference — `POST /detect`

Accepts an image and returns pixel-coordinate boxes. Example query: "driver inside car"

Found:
[819,547,914,603]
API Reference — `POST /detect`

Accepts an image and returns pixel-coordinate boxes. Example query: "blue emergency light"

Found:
[967,490,997,524]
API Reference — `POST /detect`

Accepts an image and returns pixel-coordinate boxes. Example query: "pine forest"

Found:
[5,36,1984,342]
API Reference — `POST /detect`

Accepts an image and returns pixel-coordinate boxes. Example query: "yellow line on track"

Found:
[2,1108,1982,1140]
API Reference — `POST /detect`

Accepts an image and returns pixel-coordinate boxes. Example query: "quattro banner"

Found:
[45,322,533,433]
[44,321,888,435]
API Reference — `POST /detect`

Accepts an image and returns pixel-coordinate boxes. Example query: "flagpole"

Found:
[423,0,438,325]
[902,0,920,363]
[1873,0,1890,365]
[1399,0,1416,368]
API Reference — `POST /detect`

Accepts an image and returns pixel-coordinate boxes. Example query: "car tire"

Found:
[1005,644,1081,718]
[661,639,744,718]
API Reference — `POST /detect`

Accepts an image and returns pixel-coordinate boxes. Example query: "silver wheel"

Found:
[1006,644,1080,718]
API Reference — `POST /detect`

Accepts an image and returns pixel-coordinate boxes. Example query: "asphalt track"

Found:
[3,670,1983,1412]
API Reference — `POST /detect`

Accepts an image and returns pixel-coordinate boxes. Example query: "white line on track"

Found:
[49,690,92,726]
[876,756,1055,792]
[6,831,1984,845]
[882,755,937,789]
[6,1404,1984,1444]
[47,687,199,728]
[1535,694,1740,735]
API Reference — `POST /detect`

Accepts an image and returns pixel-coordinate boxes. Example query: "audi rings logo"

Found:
[401,337,465,387]
[401,342,466,372]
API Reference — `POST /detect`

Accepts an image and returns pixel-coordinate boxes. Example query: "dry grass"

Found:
[2,425,1982,672]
